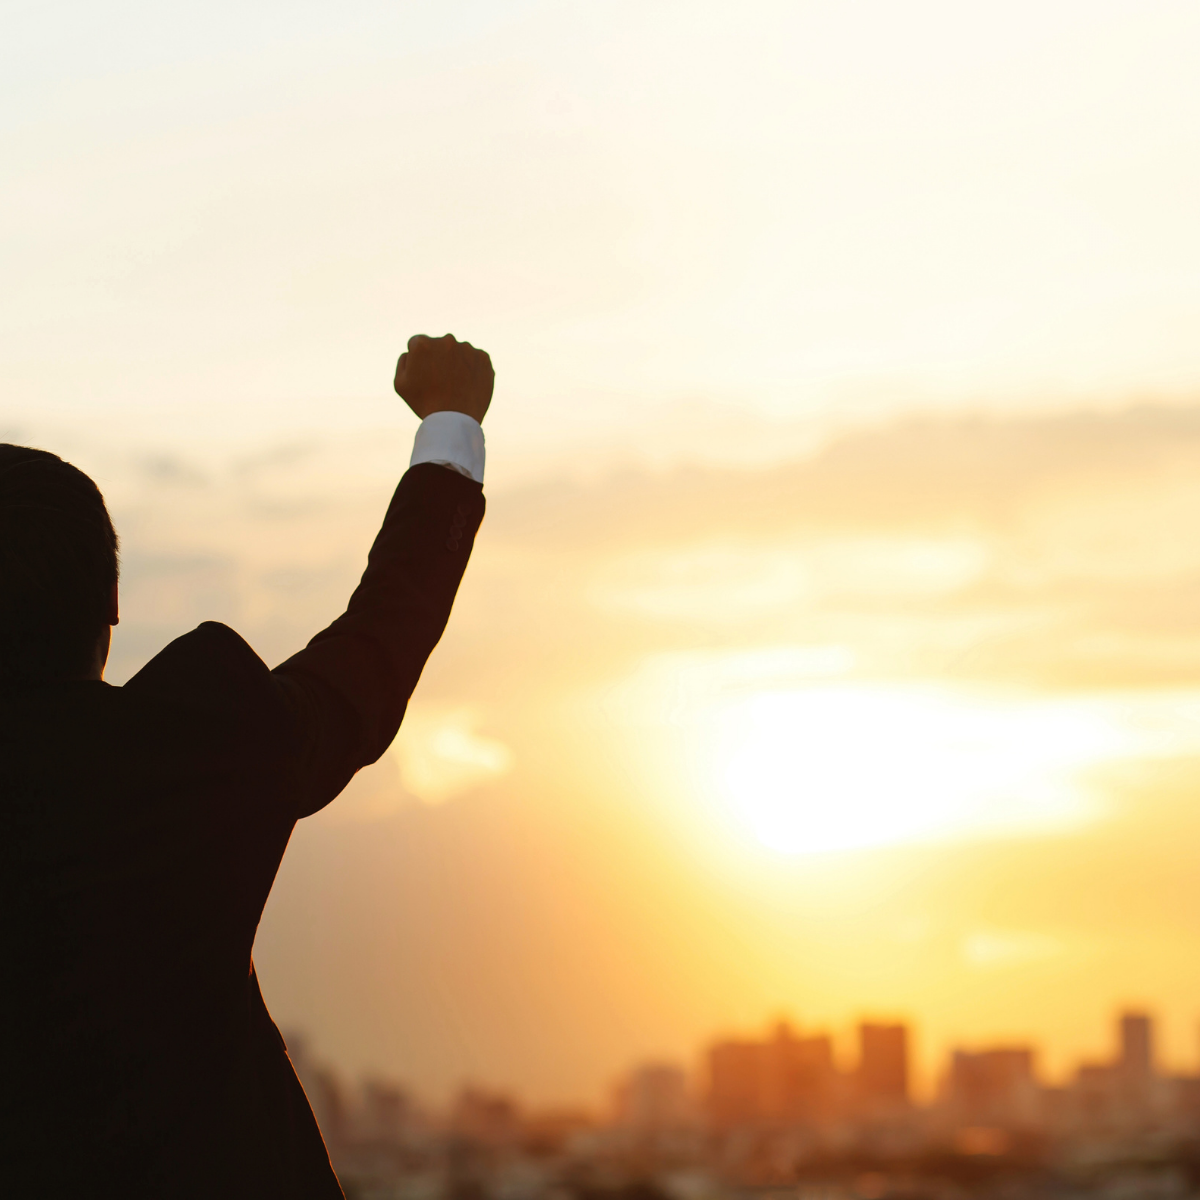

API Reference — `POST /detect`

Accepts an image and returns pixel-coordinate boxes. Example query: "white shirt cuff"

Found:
[409,411,485,484]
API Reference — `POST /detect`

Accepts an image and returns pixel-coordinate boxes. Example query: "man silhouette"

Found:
[0,334,493,1197]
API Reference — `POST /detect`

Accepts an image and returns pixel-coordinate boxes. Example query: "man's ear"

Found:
[107,581,119,627]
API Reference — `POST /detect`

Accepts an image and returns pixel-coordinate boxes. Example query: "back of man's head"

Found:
[0,445,119,686]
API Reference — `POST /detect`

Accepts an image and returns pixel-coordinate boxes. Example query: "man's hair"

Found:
[0,445,119,685]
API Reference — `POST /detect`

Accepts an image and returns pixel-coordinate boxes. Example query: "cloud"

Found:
[388,706,514,805]
[470,405,1200,691]
[136,454,208,487]
[961,929,1063,969]
[590,535,990,627]
[91,404,1200,700]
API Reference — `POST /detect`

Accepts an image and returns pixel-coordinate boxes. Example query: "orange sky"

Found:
[8,0,1200,1106]
[59,407,1200,1105]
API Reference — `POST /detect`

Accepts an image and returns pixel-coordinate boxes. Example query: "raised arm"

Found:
[273,334,494,815]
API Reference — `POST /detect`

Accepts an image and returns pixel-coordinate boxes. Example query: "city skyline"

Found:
[292,1004,1200,1117]
[294,1003,1200,1198]
[285,1003,1200,1196]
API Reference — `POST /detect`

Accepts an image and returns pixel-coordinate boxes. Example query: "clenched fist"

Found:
[394,334,494,424]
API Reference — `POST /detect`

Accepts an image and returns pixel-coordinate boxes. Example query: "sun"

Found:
[711,685,1118,855]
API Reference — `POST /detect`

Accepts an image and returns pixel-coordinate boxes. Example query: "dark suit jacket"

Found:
[0,463,484,1198]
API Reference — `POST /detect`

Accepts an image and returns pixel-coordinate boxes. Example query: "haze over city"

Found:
[8,0,1200,1112]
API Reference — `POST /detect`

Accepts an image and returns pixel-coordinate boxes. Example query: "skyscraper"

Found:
[949,1047,1039,1128]
[706,1021,839,1127]
[857,1023,909,1111]
[1119,1012,1153,1083]
[707,1039,763,1128]
[760,1021,837,1122]
[1117,1010,1155,1113]
[615,1062,691,1130]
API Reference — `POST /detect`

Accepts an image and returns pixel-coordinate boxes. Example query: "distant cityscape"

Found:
[288,1009,1200,1199]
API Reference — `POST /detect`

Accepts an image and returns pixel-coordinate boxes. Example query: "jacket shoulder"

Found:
[123,623,279,719]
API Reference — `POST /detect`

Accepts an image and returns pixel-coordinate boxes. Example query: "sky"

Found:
[7,0,1200,1106]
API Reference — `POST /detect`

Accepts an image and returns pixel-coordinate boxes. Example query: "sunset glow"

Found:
[10,0,1200,1112]
[714,686,1109,855]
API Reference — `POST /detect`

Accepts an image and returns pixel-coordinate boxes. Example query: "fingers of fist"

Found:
[394,333,494,423]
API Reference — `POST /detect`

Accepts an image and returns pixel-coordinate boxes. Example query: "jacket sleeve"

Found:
[271,462,485,817]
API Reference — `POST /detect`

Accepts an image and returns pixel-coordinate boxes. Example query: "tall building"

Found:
[1119,1012,1154,1082]
[1117,1010,1155,1113]
[451,1086,522,1146]
[1073,1062,1118,1128]
[761,1022,837,1122]
[708,1039,763,1128]
[360,1078,412,1144]
[615,1062,691,1130]
[706,1021,839,1127]
[858,1023,909,1110]
[949,1047,1039,1128]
